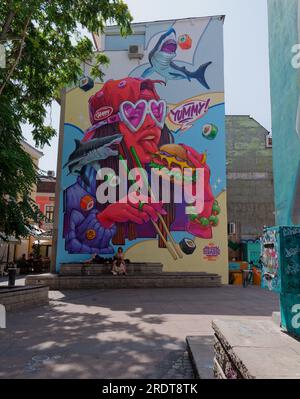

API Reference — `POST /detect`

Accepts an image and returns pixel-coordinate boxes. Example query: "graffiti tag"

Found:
[285,246,300,258]
[282,227,300,237]
[292,304,300,329]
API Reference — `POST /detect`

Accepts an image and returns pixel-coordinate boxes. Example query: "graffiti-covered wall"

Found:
[55,16,228,282]
[268,0,300,225]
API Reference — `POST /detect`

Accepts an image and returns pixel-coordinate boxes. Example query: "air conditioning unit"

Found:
[128,45,144,60]
[228,222,237,236]
[47,170,55,178]
[266,134,272,148]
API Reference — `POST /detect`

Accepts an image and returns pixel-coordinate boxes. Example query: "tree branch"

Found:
[83,60,96,68]
[0,14,31,96]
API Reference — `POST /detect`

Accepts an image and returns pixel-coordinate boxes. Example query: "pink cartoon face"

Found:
[119,113,162,164]
[119,87,167,164]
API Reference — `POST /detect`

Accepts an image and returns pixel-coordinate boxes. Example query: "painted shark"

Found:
[142,28,212,89]
[63,134,123,185]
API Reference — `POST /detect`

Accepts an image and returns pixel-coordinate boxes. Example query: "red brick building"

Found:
[35,171,56,257]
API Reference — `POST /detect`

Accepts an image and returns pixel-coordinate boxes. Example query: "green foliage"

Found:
[0,0,132,238]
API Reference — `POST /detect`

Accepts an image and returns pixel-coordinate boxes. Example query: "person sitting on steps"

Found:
[111,247,127,276]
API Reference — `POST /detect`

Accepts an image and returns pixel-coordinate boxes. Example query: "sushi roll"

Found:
[180,238,197,255]
[80,195,95,211]
[202,124,218,140]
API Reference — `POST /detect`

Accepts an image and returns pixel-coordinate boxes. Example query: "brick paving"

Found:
[0,285,279,379]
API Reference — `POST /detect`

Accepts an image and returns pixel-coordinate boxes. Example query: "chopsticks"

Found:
[118,153,181,259]
[120,154,180,258]
[128,147,183,260]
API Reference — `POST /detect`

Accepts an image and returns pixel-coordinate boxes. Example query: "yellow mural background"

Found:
[65,84,104,128]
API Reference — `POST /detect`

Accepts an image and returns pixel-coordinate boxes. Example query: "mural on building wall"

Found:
[56,17,227,278]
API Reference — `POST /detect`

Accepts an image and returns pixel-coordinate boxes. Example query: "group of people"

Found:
[85,247,128,276]
[16,253,49,274]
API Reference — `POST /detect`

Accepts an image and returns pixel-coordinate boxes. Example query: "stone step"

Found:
[25,272,222,290]
[0,285,49,312]
[186,336,215,379]
[60,262,163,276]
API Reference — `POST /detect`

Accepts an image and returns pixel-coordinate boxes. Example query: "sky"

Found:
[23,0,271,173]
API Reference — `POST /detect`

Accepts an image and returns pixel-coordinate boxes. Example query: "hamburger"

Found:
[150,144,205,183]
[151,144,194,169]
[150,144,206,182]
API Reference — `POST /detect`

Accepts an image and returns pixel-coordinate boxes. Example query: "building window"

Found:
[45,205,54,222]
[228,222,237,235]
[265,134,272,148]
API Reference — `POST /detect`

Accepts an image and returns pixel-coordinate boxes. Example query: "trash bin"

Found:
[8,267,16,287]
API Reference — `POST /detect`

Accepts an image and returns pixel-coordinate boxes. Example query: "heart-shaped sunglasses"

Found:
[119,99,167,132]
[84,99,168,139]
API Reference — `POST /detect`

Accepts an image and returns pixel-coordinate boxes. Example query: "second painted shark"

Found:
[63,134,123,185]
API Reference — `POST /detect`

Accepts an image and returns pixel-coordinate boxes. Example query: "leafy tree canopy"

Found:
[0,0,132,239]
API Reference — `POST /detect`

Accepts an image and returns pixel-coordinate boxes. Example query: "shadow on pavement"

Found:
[0,286,279,379]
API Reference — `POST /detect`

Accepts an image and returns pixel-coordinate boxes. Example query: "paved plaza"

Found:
[0,284,279,379]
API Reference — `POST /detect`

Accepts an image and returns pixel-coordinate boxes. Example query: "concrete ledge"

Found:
[212,318,300,379]
[60,262,163,276]
[25,273,222,290]
[186,336,215,379]
[0,285,49,312]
